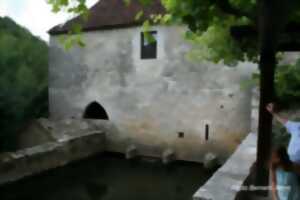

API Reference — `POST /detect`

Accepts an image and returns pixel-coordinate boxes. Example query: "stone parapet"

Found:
[0,131,105,186]
[193,132,257,200]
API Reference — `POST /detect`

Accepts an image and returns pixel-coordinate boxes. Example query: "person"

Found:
[267,103,300,200]
[270,146,300,200]
[266,103,300,165]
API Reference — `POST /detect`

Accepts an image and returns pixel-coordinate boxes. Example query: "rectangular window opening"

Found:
[178,132,184,138]
[205,124,209,141]
[141,31,157,59]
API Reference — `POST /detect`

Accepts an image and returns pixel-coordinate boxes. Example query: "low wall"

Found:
[193,132,257,200]
[0,84,259,188]
[193,88,259,200]
[0,131,105,186]
[35,118,230,164]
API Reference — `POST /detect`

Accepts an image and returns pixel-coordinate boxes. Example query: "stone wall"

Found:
[0,130,105,186]
[193,132,257,200]
[192,89,260,200]
[49,25,257,162]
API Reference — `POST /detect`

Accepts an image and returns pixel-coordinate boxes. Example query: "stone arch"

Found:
[83,101,109,120]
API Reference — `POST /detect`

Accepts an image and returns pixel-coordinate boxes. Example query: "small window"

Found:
[205,124,209,141]
[178,132,184,138]
[141,31,157,59]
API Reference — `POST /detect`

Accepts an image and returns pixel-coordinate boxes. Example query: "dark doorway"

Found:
[83,101,109,120]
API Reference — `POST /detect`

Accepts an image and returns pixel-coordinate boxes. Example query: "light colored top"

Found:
[276,168,300,200]
[285,121,300,164]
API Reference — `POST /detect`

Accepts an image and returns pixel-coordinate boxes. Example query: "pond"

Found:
[0,153,215,200]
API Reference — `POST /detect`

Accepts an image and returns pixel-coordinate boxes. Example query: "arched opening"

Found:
[83,101,109,120]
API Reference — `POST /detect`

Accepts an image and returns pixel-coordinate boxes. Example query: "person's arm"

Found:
[266,103,288,125]
[270,165,279,200]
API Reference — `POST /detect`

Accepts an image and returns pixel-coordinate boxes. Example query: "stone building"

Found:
[48,0,256,162]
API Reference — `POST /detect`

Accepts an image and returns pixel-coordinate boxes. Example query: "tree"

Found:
[48,0,300,187]
[0,17,48,151]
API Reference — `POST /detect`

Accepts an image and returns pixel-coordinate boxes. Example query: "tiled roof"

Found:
[49,0,165,35]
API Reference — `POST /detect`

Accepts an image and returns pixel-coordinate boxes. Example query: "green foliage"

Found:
[46,0,300,98]
[160,0,257,65]
[272,121,290,147]
[47,0,260,64]
[47,0,89,16]
[184,19,244,66]
[47,0,89,49]
[0,17,48,151]
[47,0,300,64]
[275,60,300,106]
[241,58,300,107]
[135,10,144,21]
[239,72,259,92]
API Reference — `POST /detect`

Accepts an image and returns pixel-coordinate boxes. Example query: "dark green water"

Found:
[0,153,214,200]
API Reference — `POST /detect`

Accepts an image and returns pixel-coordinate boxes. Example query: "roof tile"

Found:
[49,0,165,35]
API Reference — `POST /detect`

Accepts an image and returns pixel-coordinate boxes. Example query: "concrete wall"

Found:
[49,25,256,162]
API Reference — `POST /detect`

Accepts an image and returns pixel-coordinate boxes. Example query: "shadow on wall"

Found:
[83,101,109,120]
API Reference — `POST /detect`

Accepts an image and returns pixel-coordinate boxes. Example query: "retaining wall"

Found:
[193,88,259,200]
[193,132,257,200]
[0,131,105,186]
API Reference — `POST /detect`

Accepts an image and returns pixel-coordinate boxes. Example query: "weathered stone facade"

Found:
[193,89,260,200]
[49,25,256,162]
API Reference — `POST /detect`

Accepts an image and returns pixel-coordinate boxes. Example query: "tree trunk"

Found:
[255,0,277,189]
[255,45,276,187]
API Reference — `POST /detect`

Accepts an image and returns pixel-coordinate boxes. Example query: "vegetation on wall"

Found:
[0,17,48,152]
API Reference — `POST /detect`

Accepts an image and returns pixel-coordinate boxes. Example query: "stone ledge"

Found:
[193,132,257,200]
[0,131,105,186]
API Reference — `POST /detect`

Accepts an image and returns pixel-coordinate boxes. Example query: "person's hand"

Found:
[272,193,279,200]
[266,103,274,114]
[272,195,279,200]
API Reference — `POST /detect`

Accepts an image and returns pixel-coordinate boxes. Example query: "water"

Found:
[0,153,215,200]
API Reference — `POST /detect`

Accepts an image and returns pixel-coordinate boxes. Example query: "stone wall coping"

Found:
[0,130,104,164]
[193,132,257,200]
[0,130,105,186]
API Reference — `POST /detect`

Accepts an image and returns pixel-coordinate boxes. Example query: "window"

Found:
[141,31,157,59]
[205,124,209,141]
[178,132,184,138]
